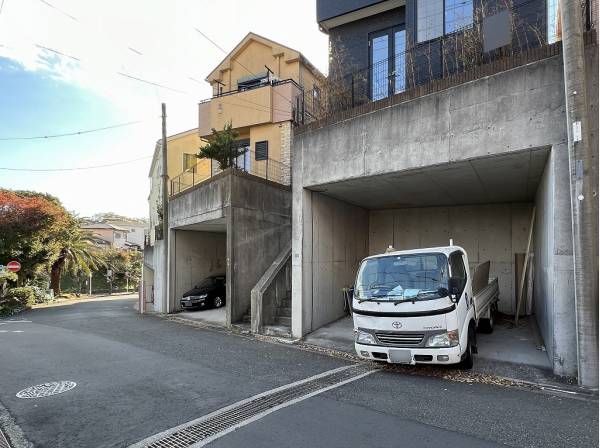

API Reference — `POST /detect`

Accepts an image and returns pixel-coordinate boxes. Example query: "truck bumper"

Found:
[355,343,463,365]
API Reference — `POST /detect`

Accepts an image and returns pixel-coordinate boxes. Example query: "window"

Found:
[182,153,197,172]
[445,0,473,34]
[417,0,473,42]
[233,140,251,172]
[312,85,321,112]
[370,34,389,101]
[370,26,406,100]
[417,0,443,42]
[355,253,449,302]
[255,141,268,161]
[547,0,560,43]
[449,251,467,293]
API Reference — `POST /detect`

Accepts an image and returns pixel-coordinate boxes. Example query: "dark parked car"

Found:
[180,274,226,310]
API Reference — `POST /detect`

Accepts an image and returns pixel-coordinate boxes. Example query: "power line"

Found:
[117,72,189,95]
[36,44,80,62]
[0,155,152,172]
[39,0,77,22]
[0,120,147,141]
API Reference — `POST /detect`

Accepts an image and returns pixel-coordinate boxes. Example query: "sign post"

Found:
[6,261,21,273]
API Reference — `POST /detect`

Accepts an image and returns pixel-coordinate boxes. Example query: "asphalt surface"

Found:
[0,297,597,448]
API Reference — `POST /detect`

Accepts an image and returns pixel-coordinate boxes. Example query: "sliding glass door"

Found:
[370,26,406,100]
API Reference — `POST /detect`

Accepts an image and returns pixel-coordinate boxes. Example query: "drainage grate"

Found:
[0,428,10,448]
[141,365,372,448]
[16,381,77,399]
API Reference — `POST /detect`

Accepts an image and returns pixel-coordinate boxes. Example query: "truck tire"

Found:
[458,326,475,370]
[478,303,496,334]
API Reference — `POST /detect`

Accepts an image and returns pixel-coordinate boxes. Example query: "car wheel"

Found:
[213,296,224,308]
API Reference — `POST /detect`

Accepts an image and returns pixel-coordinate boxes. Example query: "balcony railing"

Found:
[169,149,290,197]
[309,3,558,118]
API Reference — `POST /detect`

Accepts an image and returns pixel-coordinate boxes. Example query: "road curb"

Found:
[0,399,33,448]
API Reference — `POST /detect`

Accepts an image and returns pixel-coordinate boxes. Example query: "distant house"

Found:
[81,223,135,250]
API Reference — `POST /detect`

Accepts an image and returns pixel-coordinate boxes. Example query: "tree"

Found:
[100,248,142,293]
[0,190,71,281]
[49,220,103,295]
[196,122,245,170]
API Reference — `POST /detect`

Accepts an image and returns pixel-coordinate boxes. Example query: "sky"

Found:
[0,0,329,218]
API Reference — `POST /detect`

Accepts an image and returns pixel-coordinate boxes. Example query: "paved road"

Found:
[0,298,596,448]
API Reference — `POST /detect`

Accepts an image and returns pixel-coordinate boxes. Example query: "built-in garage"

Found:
[169,221,227,326]
[294,147,577,378]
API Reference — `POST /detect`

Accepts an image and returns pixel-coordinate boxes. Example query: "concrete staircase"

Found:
[272,295,291,327]
[262,293,292,338]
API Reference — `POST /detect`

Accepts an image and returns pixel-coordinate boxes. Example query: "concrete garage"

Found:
[291,49,586,379]
[168,169,292,328]
[297,147,572,375]
[170,224,227,325]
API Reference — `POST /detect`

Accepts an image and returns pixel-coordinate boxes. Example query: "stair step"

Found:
[273,316,291,326]
[263,325,292,338]
[274,307,291,317]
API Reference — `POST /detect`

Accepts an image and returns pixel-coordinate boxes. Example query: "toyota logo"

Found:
[392,321,402,329]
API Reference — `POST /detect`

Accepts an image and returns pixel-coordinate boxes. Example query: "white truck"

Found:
[352,246,499,369]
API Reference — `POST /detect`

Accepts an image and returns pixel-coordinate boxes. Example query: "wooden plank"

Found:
[514,206,536,325]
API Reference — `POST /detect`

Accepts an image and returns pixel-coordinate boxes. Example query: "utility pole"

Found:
[161,103,170,313]
[560,0,598,388]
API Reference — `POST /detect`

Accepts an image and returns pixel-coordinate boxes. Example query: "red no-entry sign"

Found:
[6,261,21,273]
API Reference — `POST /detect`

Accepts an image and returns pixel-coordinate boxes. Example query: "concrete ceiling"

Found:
[310,148,550,210]
[174,217,227,233]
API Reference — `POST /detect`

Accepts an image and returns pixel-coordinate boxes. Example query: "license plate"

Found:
[388,349,412,364]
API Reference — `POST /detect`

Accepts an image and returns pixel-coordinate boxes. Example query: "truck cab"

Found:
[352,246,498,368]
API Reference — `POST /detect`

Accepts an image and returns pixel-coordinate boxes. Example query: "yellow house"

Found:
[147,128,204,243]
[169,32,324,193]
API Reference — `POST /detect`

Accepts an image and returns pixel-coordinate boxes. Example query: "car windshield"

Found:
[355,253,449,302]
[195,278,214,289]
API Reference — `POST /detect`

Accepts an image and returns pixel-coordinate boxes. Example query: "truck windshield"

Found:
[355,253,449,302]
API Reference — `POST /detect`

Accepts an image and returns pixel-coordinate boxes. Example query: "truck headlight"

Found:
[426,330,459,347]
[355,330,376,345]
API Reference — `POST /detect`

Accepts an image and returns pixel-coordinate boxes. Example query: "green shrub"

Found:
[0,287,36,316]
[29,286,51,304]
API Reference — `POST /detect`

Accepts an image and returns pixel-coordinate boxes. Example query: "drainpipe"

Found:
[560,0,599,388]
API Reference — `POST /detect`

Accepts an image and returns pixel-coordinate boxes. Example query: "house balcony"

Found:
[169,148,290,197]
[198,79,303,137]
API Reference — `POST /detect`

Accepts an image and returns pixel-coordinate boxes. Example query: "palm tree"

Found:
[49,227,103,296]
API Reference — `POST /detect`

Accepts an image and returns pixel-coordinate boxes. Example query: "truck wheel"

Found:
[479,313,494,334]
[458,327,475,370]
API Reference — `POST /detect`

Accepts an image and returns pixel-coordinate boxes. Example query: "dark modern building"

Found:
[317,0,552,106]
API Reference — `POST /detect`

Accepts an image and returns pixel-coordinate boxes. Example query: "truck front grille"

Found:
[375,332,424,346]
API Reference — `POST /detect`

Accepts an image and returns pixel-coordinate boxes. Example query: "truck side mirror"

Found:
[448,277,461,303]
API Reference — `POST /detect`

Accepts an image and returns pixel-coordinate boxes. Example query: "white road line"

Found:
[0,321,32,326]
[129,364,375,448]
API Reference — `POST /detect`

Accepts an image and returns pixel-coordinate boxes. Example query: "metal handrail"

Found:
[170,149,290,196]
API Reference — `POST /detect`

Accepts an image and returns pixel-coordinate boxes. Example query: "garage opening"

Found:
[170,219,227,327]
[302,147,573,376]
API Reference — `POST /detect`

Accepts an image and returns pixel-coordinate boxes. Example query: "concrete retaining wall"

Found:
[228,172,292,323]
[294,54,566,189]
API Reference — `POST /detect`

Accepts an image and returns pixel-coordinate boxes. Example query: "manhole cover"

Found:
[16,381,77,399]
